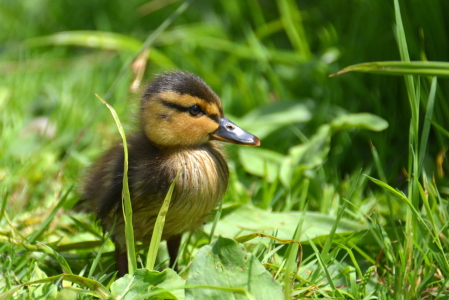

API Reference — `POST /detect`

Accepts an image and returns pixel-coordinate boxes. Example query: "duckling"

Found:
[77,71,260,276]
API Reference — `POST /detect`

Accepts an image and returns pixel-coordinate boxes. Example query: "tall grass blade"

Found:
[208,201,222,244]
[321,169,361,258]
[40,244,73,274]
[88,220,114,278]
[26,31,143,52]
[418,77,437,175]
[331,61,449,77]
[431,120,449,138]
[96,93,137,275]
[283,210,304,300]
[308,237,341,297]
[277,0,311,59]
[394,0,419,209]
[370,142,397,235]
[0,189,8,224]
[146,168,183,271]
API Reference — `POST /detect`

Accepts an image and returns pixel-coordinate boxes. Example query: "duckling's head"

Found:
[141,71,260,148]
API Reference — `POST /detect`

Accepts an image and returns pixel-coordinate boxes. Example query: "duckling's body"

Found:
[81,131,228,249]
[78,71,259,276]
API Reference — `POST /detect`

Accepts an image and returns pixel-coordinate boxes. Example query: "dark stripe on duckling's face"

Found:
[160,100,220,123]
[155,90,222,118]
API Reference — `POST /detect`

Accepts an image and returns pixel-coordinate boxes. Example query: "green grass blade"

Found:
[418,77,437,175]
[394,0,419,209]
[68,216,103,239]
[308,237,341,297]
[331,61,449,77]
[430,119,449,138]
[52,240,103,252]
[370,142,399,241]
[96,93,137,275]
[209,201,223,244]
[88,220,115,278]
[146,168,183,271]
[394,0,410,62]
[21,274,109,299]
[26,31,143,52]
[365,175,407,200]
[283,210,305,300]
[367,175,434,239]
[40,244,73,274]
[0,189,8,224]
[321,169,361,258]
[277,0,311,59]
[140,1,189,53]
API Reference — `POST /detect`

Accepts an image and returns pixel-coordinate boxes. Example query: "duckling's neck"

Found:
[146,135,214,154]
[132,130,230,206]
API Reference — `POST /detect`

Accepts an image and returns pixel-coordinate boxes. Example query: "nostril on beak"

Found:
[226,125,235,130]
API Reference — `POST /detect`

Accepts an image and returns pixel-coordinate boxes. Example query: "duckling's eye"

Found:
[188,105,203,116]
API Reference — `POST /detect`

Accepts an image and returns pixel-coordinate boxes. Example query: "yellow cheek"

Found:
[143,110,219,147]
[169,115,219,145]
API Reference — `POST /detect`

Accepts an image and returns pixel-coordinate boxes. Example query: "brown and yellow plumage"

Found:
[77,71,259,276]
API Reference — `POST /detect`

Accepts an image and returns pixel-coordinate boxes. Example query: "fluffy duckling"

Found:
[78,71,260,276]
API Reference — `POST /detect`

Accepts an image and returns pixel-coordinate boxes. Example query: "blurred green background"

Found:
[2,0,449,297]
[2,0,449,211]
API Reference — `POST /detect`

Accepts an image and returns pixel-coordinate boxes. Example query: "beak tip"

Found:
[252,137,261,147]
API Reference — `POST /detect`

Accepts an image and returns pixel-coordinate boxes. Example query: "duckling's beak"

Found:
[211,118,260,146]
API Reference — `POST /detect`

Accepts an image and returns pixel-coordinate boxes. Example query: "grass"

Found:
[1,0,449,299]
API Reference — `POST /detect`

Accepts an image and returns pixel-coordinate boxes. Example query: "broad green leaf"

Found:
[331,61,449,77]
[238,147,284,182]
[280,114,387,187]
[331,113,389,132]
[280,124,331,186]
[56,288,79,300]
[234,102,311,139]
[204,205,367,241]
[288,124,331,167]
[185,237,283,300]
[28,263,57,300]
[110,269,184,300]
[29,263,48,281]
